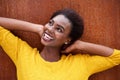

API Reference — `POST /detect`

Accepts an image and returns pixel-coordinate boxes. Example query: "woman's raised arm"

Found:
[64,40,114,57]
[0,17,44,35]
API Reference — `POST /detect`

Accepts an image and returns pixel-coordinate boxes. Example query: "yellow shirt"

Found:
[0,26,120,80]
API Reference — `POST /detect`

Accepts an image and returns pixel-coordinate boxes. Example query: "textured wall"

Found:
[0,0,120,80]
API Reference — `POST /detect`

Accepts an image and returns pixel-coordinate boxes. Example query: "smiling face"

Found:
[41,15,72,48]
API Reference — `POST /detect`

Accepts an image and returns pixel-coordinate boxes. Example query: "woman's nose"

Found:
[46,25,54,32]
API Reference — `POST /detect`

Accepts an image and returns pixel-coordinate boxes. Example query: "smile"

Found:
[42,32,54,42]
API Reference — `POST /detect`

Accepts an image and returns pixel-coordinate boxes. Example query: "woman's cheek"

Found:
[55,32,64,38]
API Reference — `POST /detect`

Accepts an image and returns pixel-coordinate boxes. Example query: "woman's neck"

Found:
[41,46,61,62]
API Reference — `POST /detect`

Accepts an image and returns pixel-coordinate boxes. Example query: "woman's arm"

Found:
[0,17,43,35]
[64,40,119,74]
[64,40,114,57]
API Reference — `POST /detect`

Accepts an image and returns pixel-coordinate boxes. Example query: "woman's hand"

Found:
[62,40,84,53]
[35,25,44,37]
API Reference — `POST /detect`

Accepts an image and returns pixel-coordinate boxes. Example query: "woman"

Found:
[0,9,120,80]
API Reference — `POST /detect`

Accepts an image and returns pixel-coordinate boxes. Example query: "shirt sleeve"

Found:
[0,26,32,65]
[84,49,120,75]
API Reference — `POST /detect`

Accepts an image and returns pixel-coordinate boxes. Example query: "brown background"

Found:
[0,0,120,80]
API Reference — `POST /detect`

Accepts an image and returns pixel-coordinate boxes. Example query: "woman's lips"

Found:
[42,32,54,42]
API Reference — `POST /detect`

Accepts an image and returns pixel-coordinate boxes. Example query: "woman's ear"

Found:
[62,38,71,51]
[64,38,71,45]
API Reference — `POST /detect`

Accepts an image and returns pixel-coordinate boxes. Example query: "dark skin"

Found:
[40,15,72,61]
[0,16,114,62]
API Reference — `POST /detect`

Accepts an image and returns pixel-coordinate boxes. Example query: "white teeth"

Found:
[44,33,54,40]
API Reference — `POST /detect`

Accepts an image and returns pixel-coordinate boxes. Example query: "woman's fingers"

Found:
[62,40,82,53]
[64,45,76,53]
[61,45,75,53]
[38,25,46,37]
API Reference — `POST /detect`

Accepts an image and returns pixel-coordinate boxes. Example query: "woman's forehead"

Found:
[52,15,71,28]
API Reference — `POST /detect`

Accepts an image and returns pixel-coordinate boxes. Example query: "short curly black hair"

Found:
[50,8,84,45]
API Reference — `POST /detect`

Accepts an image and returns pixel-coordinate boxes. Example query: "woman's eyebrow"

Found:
[57,24,65,31]
[52,19,65,31]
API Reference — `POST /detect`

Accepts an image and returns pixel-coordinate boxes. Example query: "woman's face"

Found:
[41,15,72,48]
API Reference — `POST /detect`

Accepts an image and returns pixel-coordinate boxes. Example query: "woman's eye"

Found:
[48,20,53,26]
[56,27,63,33]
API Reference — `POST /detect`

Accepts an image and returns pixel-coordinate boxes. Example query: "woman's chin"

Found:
[41,39,54,47]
